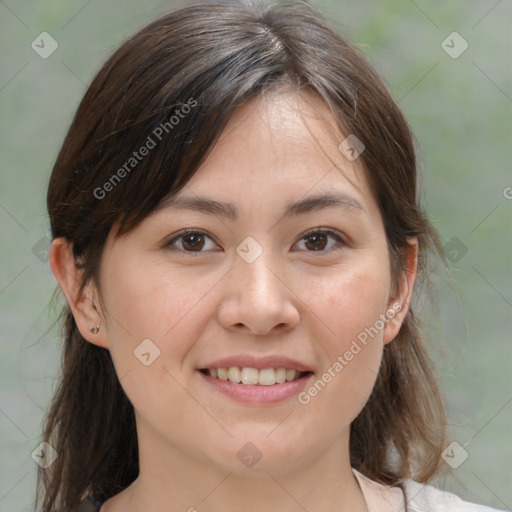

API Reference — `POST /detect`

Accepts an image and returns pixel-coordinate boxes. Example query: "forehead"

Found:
[165,91,373,210]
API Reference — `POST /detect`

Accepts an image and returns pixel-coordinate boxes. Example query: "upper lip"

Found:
[199,355,314,373]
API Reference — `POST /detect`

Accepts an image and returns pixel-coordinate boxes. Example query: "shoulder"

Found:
[352,469,505,512]
[403,478,506,512]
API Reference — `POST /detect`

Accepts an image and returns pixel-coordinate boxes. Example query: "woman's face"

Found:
[81,92,414,476]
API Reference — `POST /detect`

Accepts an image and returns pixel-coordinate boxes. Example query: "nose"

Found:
[217,248,300,336]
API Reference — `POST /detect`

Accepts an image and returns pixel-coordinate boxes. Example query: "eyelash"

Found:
[164,228,347,255]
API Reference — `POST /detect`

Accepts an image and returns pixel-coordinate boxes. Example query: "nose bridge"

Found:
[217,235,299,334]
[234,236,282,300]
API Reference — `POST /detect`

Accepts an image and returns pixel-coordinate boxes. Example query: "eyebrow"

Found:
[158,191,364,221]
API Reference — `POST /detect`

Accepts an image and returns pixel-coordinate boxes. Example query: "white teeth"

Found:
[206,367,304,385]
[227,366,241,383]
[258,368,276,386]
[241,367,259,385]
[286,369,297,381]
[275,367,287,384]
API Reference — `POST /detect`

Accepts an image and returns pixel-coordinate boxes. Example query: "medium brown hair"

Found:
[37,1,446,510]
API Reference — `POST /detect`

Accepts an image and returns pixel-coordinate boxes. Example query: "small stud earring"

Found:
[90,325,100,334]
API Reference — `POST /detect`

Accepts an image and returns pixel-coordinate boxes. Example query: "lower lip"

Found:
[198,371,313,405]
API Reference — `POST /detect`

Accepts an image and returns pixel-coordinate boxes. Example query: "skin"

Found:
[50,91,417,512]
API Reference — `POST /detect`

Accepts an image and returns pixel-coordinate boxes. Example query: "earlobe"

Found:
[383,239,418,344]
[49,237,109,349]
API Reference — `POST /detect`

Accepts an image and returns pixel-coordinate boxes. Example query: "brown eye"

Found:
[165,229,218,254]
[304,232,328,251]
[181,233,205,251]
[295,229,345,253]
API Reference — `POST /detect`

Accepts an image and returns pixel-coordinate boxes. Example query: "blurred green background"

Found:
[1,0,510,510]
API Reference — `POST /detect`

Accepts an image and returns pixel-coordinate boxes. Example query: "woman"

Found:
[36,1,504,511]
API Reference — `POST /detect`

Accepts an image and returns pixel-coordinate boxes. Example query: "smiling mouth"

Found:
[199,367,313,386]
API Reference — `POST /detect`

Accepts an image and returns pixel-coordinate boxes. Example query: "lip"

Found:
[199,355,313,373]
[198,370,314,405]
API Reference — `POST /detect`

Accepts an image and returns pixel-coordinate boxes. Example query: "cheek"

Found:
[98,255,223,404]
[303,257,391,345]
[100,252,214,341]
[97,258,187,377]
[297,260,389,418]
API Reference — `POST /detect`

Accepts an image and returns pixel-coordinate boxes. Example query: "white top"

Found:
[353,468,505,511]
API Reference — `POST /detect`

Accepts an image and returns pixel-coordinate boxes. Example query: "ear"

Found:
[383,238,418,345]
[49,237,109,349]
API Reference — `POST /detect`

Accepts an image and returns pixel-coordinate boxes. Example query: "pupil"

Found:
[183,234,204,251]
[307,233,326,251]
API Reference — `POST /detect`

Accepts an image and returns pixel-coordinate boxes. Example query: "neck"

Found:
[103,424,368,512]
